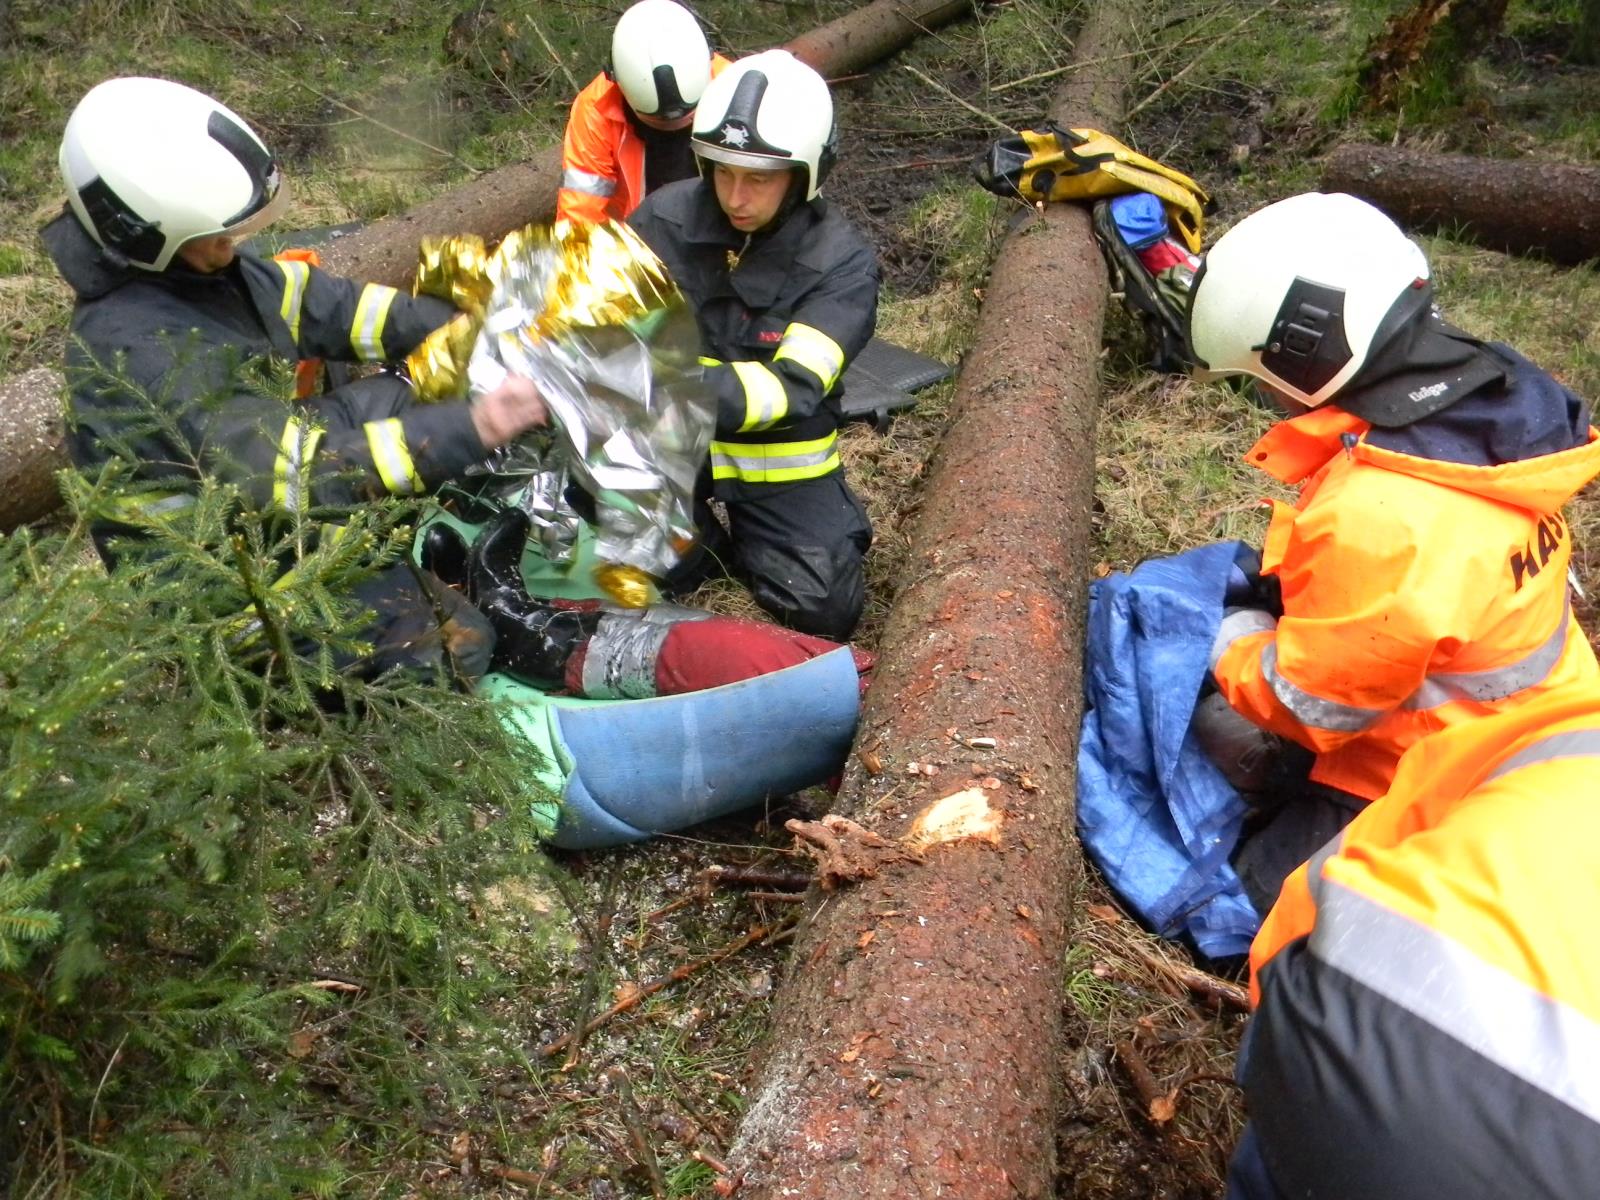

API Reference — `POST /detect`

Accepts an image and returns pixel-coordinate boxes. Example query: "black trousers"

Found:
[1230,743,1364,917]
[334,563,495,684]
[665,470,873,642]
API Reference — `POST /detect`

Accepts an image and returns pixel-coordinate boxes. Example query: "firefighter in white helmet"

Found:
[44,76,550,680]
[557,0,729,225]
[628,49,880,641]
[1187,191,1600,913]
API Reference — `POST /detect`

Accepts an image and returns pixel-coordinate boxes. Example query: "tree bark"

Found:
[722,6,1133,1198]
[1323,142,1600,265]
[1,0,975,531]
[0,369,69,530]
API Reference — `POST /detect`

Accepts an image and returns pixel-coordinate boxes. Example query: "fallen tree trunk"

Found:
[1322,142,1600,265]
[723,6,1133,1198]
[1,0,976,531]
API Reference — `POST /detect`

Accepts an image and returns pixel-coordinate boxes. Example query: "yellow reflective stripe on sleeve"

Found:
[698,355,724,367]
[365,417,424,495]
[351,283,399,362]
[710,432,839,484]
[773,322,846,392]
[272,417,325,511]
[730,360,789,432]
[276,259,310,347]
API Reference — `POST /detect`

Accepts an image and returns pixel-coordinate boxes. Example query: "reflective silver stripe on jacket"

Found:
[1486,727,1600,783]
[350,283,398,362]
[580,604,712,699]
[1309,878,1600,1125]
[1404,600,1570,711]
[561,167,618,198]
[276,259,310,346]
[273,417,324,511]
[1210,607,1277,671]
[1262,643,1385,733]
[364,418,423,495]
[1261,599,1572,733]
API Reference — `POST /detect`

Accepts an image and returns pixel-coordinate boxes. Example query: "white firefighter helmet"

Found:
[1186,192,1431,407]
[59,76,286,272]
[610,0,712,122]
[691,49,836,201]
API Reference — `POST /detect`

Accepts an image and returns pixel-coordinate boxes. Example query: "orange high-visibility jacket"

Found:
[1242,689,1600,1199]
[557,58,731,226]
[1211,349,1600,801]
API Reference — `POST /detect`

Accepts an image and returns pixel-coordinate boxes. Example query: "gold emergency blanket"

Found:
[408,222,715,606]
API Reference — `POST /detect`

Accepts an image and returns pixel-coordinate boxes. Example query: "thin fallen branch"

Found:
[1114,1038,1174,1126]
[539,919,794,1058]
[1121,939,1251,1013]
[606,1067,668,1199]
[900,62,1016,133]
[991,35,1208,93]
[526,13,583,95]
[1124,0,1286,121]
[702,864,815,892]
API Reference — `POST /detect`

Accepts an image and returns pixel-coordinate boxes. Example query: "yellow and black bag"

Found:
[973,124,1209,252]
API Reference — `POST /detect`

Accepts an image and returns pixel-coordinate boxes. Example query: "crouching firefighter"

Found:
[1185,192,1600,913]
[45,76,551,680]
[1228,687,1600,1200]
[627,49,881,642]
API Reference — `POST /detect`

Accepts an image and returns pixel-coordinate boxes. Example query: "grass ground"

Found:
[3,0,1600,1195]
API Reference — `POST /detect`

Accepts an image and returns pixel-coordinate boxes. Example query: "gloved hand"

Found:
[1224,546,1283,617]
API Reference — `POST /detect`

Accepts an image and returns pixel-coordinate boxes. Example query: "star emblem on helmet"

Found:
[719,123,750,148]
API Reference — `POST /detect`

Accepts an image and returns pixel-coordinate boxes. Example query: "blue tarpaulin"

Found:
[1077,541,1261,959]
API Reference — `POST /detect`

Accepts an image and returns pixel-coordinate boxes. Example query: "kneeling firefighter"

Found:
[1187,192,1600,913]
[1228,687,1600,1200]
[45,76,553,680]
[628,50,881,642]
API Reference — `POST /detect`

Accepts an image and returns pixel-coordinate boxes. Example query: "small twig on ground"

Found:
[1124,0,1286,121]
[539,918,796,1058]
[554,864,624,1071]
[991,36,1209,92]
[858,155,972,175]
[693,1149,733,1175]
[745,890,806,904]
[1114,1038,1175,1126]
[703,864,815,892]
[525,14,582,94]
[606,1067,668,1199]
[1121,939,1250,1013]
[900,63,1016,134]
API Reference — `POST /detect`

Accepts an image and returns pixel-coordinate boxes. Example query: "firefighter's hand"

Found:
[472,373,548,449]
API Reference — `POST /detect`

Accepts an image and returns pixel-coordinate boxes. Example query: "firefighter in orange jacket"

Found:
[1225,686,1600,1200]
[1187,192,1600,911]
[557,0,729,226]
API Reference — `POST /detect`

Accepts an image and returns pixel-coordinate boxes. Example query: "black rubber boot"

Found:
[419,522,469,589]
[468,507,600,690]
